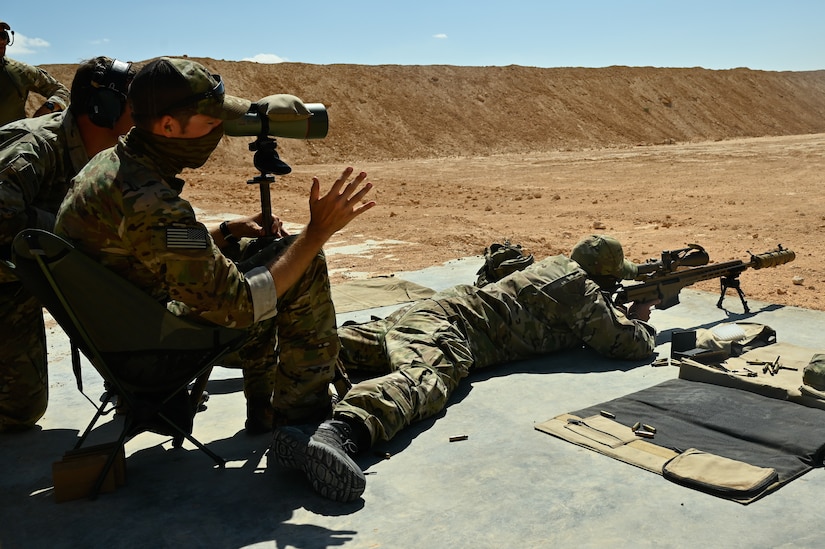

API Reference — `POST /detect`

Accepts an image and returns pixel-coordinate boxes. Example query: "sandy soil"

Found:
[37,60,825,311]
[183,134,825,312]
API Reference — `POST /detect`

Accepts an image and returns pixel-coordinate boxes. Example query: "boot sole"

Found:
[273,427,366,502]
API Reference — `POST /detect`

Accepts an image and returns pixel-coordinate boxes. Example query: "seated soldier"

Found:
[272,234,659,502]
[54,57,375,434]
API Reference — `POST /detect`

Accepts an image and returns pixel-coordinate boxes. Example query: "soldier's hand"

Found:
[249,212,289,237]
[226,213,288,239]
[32,102,61,117]
[628,299,660,322]
[306,167,375,243]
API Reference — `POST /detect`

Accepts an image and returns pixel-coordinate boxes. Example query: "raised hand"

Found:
[305,167,376,244]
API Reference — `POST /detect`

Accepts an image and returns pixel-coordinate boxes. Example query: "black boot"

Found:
[245,393,274,435]
[272,419,365,502]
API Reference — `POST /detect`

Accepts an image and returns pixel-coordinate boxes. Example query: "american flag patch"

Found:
[165,227,210,249]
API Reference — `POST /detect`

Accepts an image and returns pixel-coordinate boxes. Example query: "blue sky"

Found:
[2,1,823,71]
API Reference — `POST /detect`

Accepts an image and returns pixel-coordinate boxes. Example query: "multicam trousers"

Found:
[334,298,473,444]
[220,235,340,422]
[0,282,48,431]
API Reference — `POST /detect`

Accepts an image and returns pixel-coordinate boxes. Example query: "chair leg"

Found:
[188,368,212,413]
[88,420,132,500]
[156,410,225,467]
[74,392,115,450]
[86,403,224,500]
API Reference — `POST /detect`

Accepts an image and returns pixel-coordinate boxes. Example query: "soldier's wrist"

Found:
[219,221,239,245]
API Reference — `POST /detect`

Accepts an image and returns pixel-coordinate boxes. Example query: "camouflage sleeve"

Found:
[0,129,60,247]
[120,182,259,328]
[555,270,656,360]
[25,64,69,110]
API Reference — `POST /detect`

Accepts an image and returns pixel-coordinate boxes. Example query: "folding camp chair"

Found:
[10,229,247,499]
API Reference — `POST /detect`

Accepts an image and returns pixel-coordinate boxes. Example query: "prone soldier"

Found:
[272,234,659,502]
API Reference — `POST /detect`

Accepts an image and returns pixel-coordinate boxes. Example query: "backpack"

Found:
[475,240,534,287]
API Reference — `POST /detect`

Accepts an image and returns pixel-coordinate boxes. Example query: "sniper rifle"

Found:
[612,244,796,314]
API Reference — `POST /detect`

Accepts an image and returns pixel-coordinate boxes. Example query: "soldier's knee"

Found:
[0,397,47,432]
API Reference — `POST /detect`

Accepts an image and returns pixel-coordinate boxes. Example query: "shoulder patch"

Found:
[165,226,210,249]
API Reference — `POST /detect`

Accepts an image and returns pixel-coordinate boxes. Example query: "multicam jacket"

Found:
[0,57,69,126]
[0,110,88,283]
[447,255,657,363]
[54,134,264,328]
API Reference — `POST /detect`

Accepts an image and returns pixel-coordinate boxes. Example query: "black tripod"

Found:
[247,135,291,237]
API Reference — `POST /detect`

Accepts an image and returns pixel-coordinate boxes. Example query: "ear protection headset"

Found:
[87,58,131,128]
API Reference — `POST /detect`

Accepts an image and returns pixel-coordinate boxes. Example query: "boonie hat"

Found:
[571,235,639,279]
[130,57,251,121]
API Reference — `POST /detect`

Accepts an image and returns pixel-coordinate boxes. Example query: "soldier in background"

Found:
[0,57,135,431]
[55,57,375,435]
[0,20,70,126]
[272,234,659,502]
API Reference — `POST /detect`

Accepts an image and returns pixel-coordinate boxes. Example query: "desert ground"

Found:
[38,60,825,311]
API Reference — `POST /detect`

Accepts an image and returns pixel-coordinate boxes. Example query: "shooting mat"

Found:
[536,371,825,504]
[331,276,435,313]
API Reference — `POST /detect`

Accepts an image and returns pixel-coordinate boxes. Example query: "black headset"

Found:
[86,58,131,128]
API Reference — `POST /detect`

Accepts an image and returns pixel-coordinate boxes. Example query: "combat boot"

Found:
[245,393,274,435]
[272,419,365,502]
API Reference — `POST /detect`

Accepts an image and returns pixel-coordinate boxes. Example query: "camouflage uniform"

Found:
[334,255,656,444]
[0,111,90,431]
[54,130,339,423]
[0,57,69,127]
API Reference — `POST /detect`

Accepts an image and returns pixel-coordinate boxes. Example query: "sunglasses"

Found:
[163,74,225,114]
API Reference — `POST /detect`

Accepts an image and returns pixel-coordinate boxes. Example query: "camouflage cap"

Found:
[571,234,639,280]
[130,57,251,121]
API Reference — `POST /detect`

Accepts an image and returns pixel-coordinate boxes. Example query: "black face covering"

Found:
[591,274,621,292]
[126,124,224,178]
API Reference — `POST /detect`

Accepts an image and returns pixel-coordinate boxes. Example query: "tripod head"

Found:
[250,135,292,176]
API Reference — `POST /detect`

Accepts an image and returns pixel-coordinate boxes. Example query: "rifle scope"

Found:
[635,245,710,278]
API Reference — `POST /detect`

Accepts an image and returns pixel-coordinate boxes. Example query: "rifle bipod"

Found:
[717,275,750,314]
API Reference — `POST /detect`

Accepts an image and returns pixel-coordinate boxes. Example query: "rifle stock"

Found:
[614,245,795,313]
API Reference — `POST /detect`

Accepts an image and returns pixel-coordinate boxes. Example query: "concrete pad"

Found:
[1,256,823,548]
